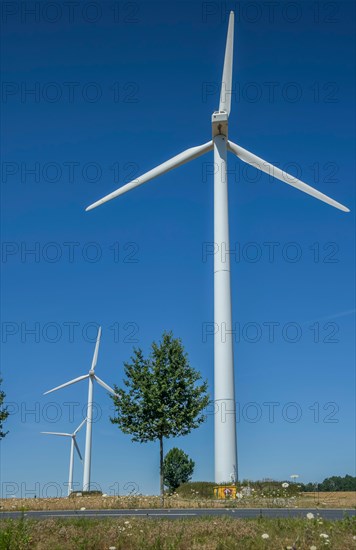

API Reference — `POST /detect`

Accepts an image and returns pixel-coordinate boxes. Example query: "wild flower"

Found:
[261,533,269,539]
[282,482,289,488]
[320,533,329,539]
[306,512,315,520]
[310,546,317,550]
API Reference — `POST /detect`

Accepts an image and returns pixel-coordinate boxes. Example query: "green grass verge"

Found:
[0,515,355,549]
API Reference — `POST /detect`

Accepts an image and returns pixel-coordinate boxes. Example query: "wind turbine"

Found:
[44,326,116,491]
[41,418,86,496]
[85,13,349,484]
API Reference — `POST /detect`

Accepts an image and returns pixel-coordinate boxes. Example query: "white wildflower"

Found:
[320,533,329,539]
[306,512,315,520]
[261,533,269,539]
[282,482,289,488]
[310,546,317,550]
[80,507,86,511]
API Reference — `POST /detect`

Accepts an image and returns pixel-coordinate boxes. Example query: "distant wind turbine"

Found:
[41,418,86,496]
[85,12,349,484]
[44,326,116,491]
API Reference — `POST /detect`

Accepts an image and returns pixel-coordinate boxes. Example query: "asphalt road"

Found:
[1,508,355,521]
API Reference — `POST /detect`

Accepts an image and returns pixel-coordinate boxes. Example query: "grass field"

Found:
[0,515,355,549]
[0,492,355,512]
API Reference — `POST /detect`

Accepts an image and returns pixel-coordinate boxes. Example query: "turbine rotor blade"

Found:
[228,141,350,212]
[91,326,101,371]
[41,432,71,437]
[43,374,89,395]
[86,141,213,211]
[94,375,116,395]
[219,11,235,116]
[74,418,87,435]
[73,437,83,461]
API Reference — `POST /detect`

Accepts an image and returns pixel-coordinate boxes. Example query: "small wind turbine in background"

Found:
[41,418,86,496]
[44,326,116,492]
[85,12,349,484]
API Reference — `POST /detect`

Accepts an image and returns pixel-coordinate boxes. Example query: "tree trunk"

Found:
[160,436,164,506]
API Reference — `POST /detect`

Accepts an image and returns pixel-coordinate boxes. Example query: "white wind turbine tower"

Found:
[44,326,116,491]
[41,418,86,496]
[85,13,349,483]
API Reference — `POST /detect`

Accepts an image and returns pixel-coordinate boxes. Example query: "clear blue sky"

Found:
[1,1,355,497]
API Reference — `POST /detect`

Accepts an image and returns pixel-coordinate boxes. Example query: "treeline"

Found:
[301,475,356,492]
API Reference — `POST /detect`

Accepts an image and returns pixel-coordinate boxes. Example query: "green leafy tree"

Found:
[163,448,195,493]
[110,332,209,500]
[0,378,9,440]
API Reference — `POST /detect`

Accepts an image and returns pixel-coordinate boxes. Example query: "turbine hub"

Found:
[212,110,228,138]
[89,369,95,377]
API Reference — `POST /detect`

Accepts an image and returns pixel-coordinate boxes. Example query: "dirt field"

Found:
[0,492,355,512]
[299,491,356,508]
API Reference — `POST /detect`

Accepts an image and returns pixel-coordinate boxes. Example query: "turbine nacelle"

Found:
[212,111,229,138]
